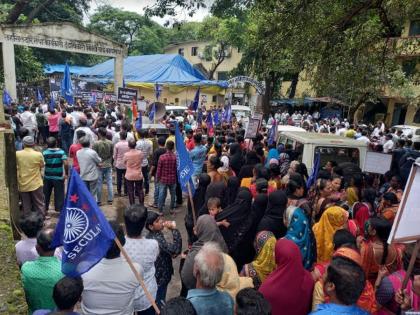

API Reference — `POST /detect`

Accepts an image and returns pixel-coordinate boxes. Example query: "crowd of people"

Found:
[6,99,420,315]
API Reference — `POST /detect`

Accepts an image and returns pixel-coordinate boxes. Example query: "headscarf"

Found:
[216,188,253,253]
[186,173,211,244]
[225,176,240,206]
[313,206,349,263]
[238,151,259,180]
[229,143,244,176]
[251,193,268,226]
[284,206,316,270]
[217,253,254,299]
[279,153,290,176]
[218,155,230,173]
[241,231,276,289]
[198,181,226,216]
[259,239,314,315]
[257,190,288,239]
[265,148,279,167]
[181,215,228,290]
[353,202,370,233]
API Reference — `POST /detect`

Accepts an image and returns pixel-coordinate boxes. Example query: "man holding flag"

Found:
[51,170,153,315]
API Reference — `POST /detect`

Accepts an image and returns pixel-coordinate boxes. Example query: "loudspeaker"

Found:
[147,102,166,120]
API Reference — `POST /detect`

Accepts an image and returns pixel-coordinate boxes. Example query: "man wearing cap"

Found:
[16,136,45,215]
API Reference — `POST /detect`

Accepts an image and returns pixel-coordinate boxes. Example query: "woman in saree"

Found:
[284,205,316,270]
[259,239,314,315]
[375,243,420,314]
[313,206,349,263]
[359,217,403,285]
[240,231,277,289]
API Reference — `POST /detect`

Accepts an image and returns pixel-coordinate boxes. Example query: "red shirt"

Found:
[69,143,82,172]
[156,151,177,185]
[185,138,195,151]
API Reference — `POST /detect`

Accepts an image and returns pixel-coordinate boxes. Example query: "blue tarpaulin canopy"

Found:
[43,64,90,75]
[79,54,228,88]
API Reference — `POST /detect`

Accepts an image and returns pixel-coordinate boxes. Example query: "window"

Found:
[217,71,228,80]
[402,59,418,77]
[175,98,179,104]
[212,95,217,102]
[163,98,168,104]
[315,146,360,166]
[191,47,198,56]
[409,20,420,36]
[178,48,184,56]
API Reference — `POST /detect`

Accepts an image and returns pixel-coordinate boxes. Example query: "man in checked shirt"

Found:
[156,140,178,215]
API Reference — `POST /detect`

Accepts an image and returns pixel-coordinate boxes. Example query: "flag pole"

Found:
[187,182,196,226]
[401,239,420,290]
[114,237,160,314]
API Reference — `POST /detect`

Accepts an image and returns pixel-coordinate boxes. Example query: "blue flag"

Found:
[123,78,126,88]
[52,170,116,277]
[306,152,321,189]
[49,92,56,112]
[135,112,142,131]
[223,104,232,122]
[2,89,12,107]
[191,88,200,111]
[148,103,156,122]
[197,109,203,124]
[206,112,213,130]
[213,110,220,125]
[61,63,74,105]
[37,88,43,102]
[155,83,162,100]
[175,122,195,194]
[268,119,277,146]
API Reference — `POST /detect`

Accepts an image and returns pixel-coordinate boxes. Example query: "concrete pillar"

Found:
[2,42,17,100]
[114,55,124,95]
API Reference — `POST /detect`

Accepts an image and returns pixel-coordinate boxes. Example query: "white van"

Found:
[277,132,368,173]
[165,105,188,122]
[232,105,252,119]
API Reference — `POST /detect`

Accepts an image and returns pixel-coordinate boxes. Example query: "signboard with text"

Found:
[118,87,137,105]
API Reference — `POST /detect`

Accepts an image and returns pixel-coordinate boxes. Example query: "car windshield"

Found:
[315,146,360,166]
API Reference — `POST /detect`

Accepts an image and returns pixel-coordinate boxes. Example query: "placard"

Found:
[388,163,420,243]
[118,87,137,105]
[244,117,260,139]
[253,112,263,129]
[363,151,392,174]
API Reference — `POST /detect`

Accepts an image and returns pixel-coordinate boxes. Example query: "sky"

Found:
[85,0,211,25]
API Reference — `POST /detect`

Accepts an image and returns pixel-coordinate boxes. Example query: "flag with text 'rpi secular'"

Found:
[52,170,115,277]
[175,122,195,194]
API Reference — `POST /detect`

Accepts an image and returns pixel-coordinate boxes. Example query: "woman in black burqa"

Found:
[229,142,244,176]
[225,176,240,206]
[257,190,288,239]
[216,188,253,269]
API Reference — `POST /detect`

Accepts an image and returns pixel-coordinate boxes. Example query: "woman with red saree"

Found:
[359,218,403,286]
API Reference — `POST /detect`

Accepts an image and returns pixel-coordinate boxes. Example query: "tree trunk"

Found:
[347,93,369,122]
[288,72,300,98]
[5,0,30,24]
[25,0,57,24]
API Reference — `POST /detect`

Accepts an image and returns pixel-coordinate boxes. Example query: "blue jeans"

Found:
[155,283,168,308]
[97,167,113,202]
[158,183,176,213]
[153,180,161,206]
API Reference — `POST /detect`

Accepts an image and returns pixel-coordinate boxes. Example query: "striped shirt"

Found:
[43,148,67,180]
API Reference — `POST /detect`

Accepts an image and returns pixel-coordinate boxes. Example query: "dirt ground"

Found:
[46,178,187,300]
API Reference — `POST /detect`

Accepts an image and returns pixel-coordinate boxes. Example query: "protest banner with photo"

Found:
[245,117,261,139]
[118,87,138,105]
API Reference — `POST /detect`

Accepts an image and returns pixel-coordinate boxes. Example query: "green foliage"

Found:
[166,22,202,44]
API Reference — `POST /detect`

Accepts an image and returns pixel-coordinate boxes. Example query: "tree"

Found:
[197,16,245,79]
[89,5,157,54]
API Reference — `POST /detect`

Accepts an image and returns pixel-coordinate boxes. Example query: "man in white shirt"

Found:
[383,134,395,153]
[356,130,371,145]
[20,105,37,139]
[124,204,159,314]
[136,129,153,195]
[76,137,101,199]
[112,123,135,145]
[73,118,97,145]
[82,221,144,315]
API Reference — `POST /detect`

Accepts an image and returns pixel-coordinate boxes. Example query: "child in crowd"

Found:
[207,197,230,228]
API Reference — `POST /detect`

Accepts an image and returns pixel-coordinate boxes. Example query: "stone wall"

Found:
[0,129,27,314]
